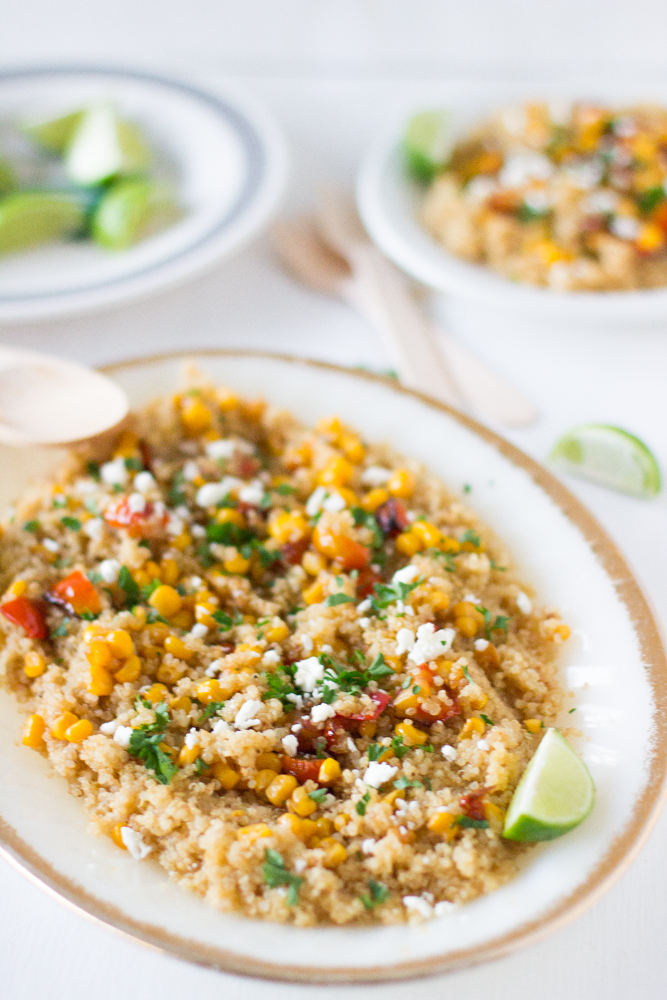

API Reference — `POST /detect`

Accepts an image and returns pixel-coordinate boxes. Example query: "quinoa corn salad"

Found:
[0,379,570,925]
[422,101,667,291]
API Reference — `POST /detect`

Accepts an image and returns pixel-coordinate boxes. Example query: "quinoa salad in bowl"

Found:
[0,375,577,927]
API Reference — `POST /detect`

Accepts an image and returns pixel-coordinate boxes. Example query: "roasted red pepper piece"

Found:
[459,788,488,821]
[348,689,391,721]
[280,536,310,566]
[0,596,47,638]
[325,690,392,744]
[356,565,381,599]
[281,755,323,783]
[104,497,169,538]
[415,690,460,723]
[375,498,409,537]
[48,570,101,617]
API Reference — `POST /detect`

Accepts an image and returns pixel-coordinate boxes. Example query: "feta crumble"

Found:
[395,628,415,656]
[190,623,208,639]
[127,492,146,514]
[113,726,133,748]
[364,761,398,788]
[233,700,262,730]
[402,895,433,919]
[392,564,420,586]
[310,703,336,724]
[205,658,225,677]
[120,826,152,861]
[100,457,128,486]
[184,729,200,749]
[196,477,242,508]
[133,471,156,494]
[441,744,457,762]
[282,735,298,757]
[42,538,59,553]
[205,438,236,459]
[516,591,533,614]
[360,465,392,486]
[408,623,456,665]
[98,558,121,584]
[294,656,324,692]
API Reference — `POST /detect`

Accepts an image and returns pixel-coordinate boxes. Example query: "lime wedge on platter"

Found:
[404,109,453,182]
[92,178,178,250]
[503,728,595,842]
[0,191,86,254]
[23,109,85,155]
[550,424,661,499]
[65,105,150,186]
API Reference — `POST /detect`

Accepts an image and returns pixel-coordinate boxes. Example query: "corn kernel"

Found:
[149,585,182,619]
[114,655,142,683]
[387,469,415,498]
[217,390,239,411]
[113,430,138,457]
[264,620,289,644]
[333,814,350,831]
[411,520,441,548]
[315,817,333,837]
[111,823,126,849]
[361,487,389,512]
[51,711,78,739]
[319,837,347,868]
[524,718,543,734]
[160,558,179,585]
[212,761,240,790]
[178,744,200,766]
[392,689,419,716]
[143,683,169,705]
[255,768,279,790]
[133,569,151,588]
[256,751,282,771]
[269,511,309,545]
[459,717,486,740]
[196,678,224,705]
[9,579,27,598]
[394,720,428,746]
[318,455,353,488]
[302,551,325,576]
[89,662,114,696]
[484,801,506,833]
[339,433,365,464]
[440,535,461,554]
[181,397,212,435]
[163,634,194,660]
[144,560,162,581]
[171,532,191,551]
[106,629,134,659]
[428,811,457,838]
[86,640,112,670]
[395,531,423,557]
[24,651,46,678]
[237,823,272,843]
[289,785,318,817]
[316,415,343,439]
[265,773,298,806]
[215,507,246,528]
[223,550,251,575]
[147,623,170,645]
[23,713,45,748]
[303,579,325,605]
[241,398,265,422]
[358,720,377,739]
[64,718,94,743]
[318,757,342,784]
[169,695,192,713]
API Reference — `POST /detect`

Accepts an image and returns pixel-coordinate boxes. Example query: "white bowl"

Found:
[0,67,287,322]
[0,350,665,983]
[356,104,667,325]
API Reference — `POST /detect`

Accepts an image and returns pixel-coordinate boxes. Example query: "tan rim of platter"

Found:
[0,348,665,984]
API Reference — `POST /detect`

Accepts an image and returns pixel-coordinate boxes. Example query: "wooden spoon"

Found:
[0,346,128,447]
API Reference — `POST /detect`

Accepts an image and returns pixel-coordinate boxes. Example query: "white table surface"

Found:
[1,65,667,999]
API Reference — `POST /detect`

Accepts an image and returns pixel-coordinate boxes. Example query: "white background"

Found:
[1,3,666,997]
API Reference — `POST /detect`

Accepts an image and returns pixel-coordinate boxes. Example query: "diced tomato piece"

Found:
[0,596,47,638]
[415,691,460,723]
[48,570,101,617]
[138,439,153,472]
[325,690,392,745]
[653,201,667,232]
[349,689,391,721]
[356,566,381,599]
[281,755,324,783]
[280,536,310,566]
[231,455,261,480]
[312,523,370,571]
[459,788,488,821]
[104,497,169,538]
[375,498,409,537]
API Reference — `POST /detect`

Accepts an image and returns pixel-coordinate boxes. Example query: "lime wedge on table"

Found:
[92,178,178,250]
[65,105,150,186]
[550,424,661,499]
[0,192,85,254]
[503,728,595,842]
[404,110,452,182]
[23,109,85,154]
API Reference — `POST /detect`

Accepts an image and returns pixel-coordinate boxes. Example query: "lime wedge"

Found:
[503,728,595,841]
[92,178,178,250]
[0,157,15,196]
[23,109,85,154]
[0,192,86,254]
[404,110,452,182]
[65,106,150,186]
[550,424,661,499]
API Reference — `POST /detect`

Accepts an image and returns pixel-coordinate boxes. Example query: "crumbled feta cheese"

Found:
[212,719,230,735]
[361,465,392,486]
[120,826,151,860]
[291,723,302,733]
[392,564,420,586]
[205,658,225,677]
[403,895,433,919]
[346,737,357,753]
[358,617,370,628]
[294,656,324,692]
[610,214,641,240]
[306,486,327,517]
[133,471,156,494]
[310,703,336,724]
[405,606,414,617]
[95,558,120,584]
[321,644,333,654]
[261,649,281,667]
[356,599,371,614]
[293,858,307,874]
[364,761,398,788]
[395,628,416,656]
[322,490,346,513]
[285,693,304,709]
[408,623,455,665]
[196,477,242,508]
[584,189,618,215]
[499,152,553,188]
[523,188,552,213]
[83,517,105,542]
[239,480,265,506]
[477,740,489,751]
[191,524,206,539]
[361,838,376,854]
[474,638,489,651]
[101,457,128,486]
[441,744,457,762]
[462,594,479,604]
[434,900,458,917]
[234,700,262,730]
[114,726,133,748]
[99,719,119,735]
[282,734,298,757]
[184,729,200,749]
[42,538,59,553]
[564,159,604,190]
[166,515,184,536]
[190,623,208,639]
[182,461,200,481]
[301,634,314,654]
[205,438,236,459]
[516,591,532,614]
[127,492,146,514]
[465,175,497,204]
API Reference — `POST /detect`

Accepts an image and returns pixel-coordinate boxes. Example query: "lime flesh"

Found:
[0,157,15,196]
[92,178,177,250]
[0,192,86,254]
[550,424,661,499]
[503,728,595,842]
[405,110,452,182]
[23,110,85,154]
[65,106,150,186]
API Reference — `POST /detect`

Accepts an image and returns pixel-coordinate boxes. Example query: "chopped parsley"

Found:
[275,483,297,495]
[393,776,423,790]
[460,529,482,549]
[84,497,100,516]
[480,607,509,642]
[206,519,254,547]
[356,791,371,816]
[198,701,226,723]
[638,185,665,214]
[320,651,392,698]
[480,714,494,727]
[50,619,69,638]
[390,734,410,760]
[568,707,577,714]
[127,703,178,785]
[261,668,297,709]
[140,579,162,601]
[168,471,186,507]
[262,849,303,906]
[87,570,103,584]
[462,483,472,494]
[212,609,233,631]
[23,519,39,533]
[367,743,384,762]
[370,577,421,613]
[462,665,473,684]
[351,506,384,552]
[52,496,67,509]
[124,457,143,471]
[117,565,140,607]
[86,461,101,481]
[455,816,489,829]
[307,787,328,804]
[325,593,356,607]
[360,879,389,910]
[194,757,208,774]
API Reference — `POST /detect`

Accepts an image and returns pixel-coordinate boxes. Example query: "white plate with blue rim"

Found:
[0,350,665,984]
[0,67,287,323]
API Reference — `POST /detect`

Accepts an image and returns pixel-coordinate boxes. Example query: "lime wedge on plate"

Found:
[404,110,452,182]
[503,728,595,841]
[23,109,85,154]
[550,424,661,499]
[92,178,178,250]
[65,105,150,186]
[0,192,86,254]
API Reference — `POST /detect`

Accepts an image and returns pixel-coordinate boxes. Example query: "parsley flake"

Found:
[262,849,303,906]
[117,565,140,607]
[360,879,389,910]
[455,816,489,829]
[356,791,371,816]
[325,593,355,607]
[127,705,178,785]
